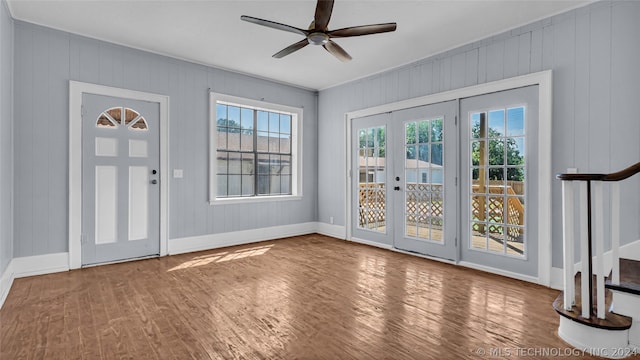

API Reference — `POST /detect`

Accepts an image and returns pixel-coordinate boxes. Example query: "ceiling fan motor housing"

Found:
[307,32,329,45]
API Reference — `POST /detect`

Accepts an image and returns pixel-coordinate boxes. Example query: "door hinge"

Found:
[454,115,458,126]
[455,177,458,186]
[81,234,85,244]
[455,237,458,246]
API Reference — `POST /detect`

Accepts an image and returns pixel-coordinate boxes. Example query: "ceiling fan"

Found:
[240,0,397,62]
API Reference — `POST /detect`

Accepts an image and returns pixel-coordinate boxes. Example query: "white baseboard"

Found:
[550,266,564,290]
[621,239,640,261]
[11,252,69,278]
[168,222,318,255]
[0,252,69,309]
[0,262,14,309]
[392,247,456,265]
[458,261,540,285]
[574,239,640,276]
[316,223,346,239]
[348,236,393,250]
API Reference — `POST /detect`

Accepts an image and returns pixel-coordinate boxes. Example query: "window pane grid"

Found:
[216,103,292,198]
[404,119,444,242]
[357,125,386,233]
[469,107,526,258]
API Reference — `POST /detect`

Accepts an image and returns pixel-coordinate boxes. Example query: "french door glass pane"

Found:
[358,126,386,233]
[469,107,526,257]
[404,118,444,243]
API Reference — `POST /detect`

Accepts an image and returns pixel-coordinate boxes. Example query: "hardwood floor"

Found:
[0,234,600,359]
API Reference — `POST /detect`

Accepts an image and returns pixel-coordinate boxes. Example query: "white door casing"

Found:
[69,81,169,269]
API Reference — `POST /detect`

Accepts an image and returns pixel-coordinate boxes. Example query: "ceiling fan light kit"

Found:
[307,32,329,46]
[241,0,397,62]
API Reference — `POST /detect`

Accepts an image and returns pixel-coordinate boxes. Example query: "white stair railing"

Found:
[558,162,640,320]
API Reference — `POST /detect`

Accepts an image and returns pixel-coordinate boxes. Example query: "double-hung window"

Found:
[209,93,302,203]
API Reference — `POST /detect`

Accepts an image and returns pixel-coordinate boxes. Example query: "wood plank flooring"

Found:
[0,234,601,359]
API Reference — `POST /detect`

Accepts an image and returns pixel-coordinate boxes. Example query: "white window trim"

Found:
[209,92,303,205]
[344,70,552,287]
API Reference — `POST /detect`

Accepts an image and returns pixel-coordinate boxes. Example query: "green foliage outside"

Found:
[217,118,253,135]
[338,116,526,182]
[359,127,386,157]
[471,124,524,181]
[404,119,443,165]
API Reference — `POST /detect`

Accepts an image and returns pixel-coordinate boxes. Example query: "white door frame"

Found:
[69,81,170,269]
[344,70,553,287]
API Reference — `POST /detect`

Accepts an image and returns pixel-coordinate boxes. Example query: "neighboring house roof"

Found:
[217,132,291,154]
[359,157,442,169]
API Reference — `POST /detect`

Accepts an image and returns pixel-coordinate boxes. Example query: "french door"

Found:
[392,101,457,260]
[351,113,394,246]
[351,101,457,260]
[351,85,540,278]
[459,86,539,276]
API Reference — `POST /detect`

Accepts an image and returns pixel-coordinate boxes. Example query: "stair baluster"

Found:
[611,181,620,286]
[561,180,575,310]
[558,162,640,321]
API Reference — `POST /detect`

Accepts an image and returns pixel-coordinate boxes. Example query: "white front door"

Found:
[81,94,160,266]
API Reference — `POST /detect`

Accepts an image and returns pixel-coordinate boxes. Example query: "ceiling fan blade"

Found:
[241,15,308,36]
[329,23,397,38]
[273,39,310,59]
[314,0,334,31]
[323,40,352,62]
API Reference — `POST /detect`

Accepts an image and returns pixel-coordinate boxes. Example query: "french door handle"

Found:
[394,186,400,191]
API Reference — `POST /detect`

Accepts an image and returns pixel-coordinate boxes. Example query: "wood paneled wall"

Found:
[13,21,318,258]
[317,1,640,268]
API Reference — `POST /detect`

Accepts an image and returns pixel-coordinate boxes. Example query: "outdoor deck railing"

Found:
[357,182,524,233]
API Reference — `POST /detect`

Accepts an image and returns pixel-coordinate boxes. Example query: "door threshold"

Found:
[391,246,456,265]
[82,254,160,268]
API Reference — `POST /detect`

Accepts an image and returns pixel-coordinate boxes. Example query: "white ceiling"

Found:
[7,0,589,90]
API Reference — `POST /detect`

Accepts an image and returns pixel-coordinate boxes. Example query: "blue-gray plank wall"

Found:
[0,0,13,273]
[13,21,318,257]
[317,1,640,268]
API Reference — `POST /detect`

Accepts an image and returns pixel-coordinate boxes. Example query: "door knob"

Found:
[151,179,158,184]
[152,169,157,175]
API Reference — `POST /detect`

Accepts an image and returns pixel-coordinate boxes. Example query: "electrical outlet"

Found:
[173,169,183,178]
[330,216,334,224]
